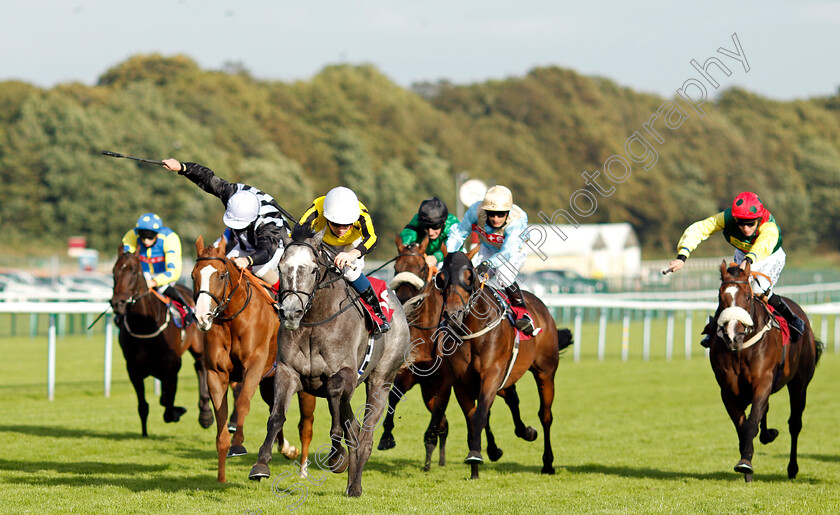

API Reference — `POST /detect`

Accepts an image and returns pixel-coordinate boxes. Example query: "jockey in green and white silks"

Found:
[668,191,805,345]
[445,185,535,335]
[400,197,460,268]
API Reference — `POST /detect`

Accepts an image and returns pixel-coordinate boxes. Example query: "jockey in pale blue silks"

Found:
[445,185,535,335]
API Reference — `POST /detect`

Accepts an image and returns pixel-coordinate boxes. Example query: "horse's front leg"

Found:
[228,354,268,457]
[161,355,187,424]
[325,367,357,476]
[452,382,481,479]
[424,377,452,471]
[249,364,300,481]
[188,345,213,429]
[126,365,150,437]
[468,374,500,475]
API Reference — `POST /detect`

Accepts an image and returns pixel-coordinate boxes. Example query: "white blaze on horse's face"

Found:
[195,264,217,331]
[279,246,317,329]
[718,285,754,344]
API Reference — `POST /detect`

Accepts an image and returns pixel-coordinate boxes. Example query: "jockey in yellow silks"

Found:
[300,187,390,334]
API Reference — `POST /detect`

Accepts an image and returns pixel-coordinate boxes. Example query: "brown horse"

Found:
[192,236,316,482]
[431,249,572,479]
[380,236,526,470]
[110,248,212,436]
[710,261,822,482]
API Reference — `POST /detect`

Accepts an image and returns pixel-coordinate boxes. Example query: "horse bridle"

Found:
[277,241,355,326]
[719,278,763,344]
[112,256,167,335]
[194,256,252,322]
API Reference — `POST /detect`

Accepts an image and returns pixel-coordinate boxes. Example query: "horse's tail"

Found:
[557,328,574,356]
[815,338,825,366]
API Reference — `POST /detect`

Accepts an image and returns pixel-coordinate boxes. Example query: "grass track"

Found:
[2,328,840,514]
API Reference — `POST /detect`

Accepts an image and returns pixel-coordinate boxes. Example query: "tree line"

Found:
[1,54,839,260]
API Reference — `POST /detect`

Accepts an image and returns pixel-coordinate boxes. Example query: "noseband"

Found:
[195,256,251,321]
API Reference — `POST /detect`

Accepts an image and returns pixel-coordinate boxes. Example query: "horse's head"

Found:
[277,224,326,330]
[716,259,755,351]
[111,248,146,316]
[435,248,480,330]
[191,235,232,331]
[391,234,430,304]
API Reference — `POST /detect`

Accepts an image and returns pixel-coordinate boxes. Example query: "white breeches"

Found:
[733,247,786,296]
[471,245,527,289]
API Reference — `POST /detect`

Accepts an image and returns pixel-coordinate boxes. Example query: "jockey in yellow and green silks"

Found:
[667,191,805,346]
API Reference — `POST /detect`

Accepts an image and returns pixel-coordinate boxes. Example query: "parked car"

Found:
[520,269,607,295]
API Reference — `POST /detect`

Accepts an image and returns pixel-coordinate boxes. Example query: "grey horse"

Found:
[249,225,411,497]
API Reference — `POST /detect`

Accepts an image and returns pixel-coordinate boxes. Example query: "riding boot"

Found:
[504,282,535,336]
[360,287,391,334]
[768,294,805,343]
[165,286,196,326]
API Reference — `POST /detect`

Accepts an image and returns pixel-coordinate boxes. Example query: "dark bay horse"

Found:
[110,248,212,437]
[432,249,572,479]
[193,236,316,483]
[710,260,822,482]
[249,225,410,497]
[380,236,518,470]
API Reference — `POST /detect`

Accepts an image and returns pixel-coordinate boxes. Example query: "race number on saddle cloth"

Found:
[356,277,395,334]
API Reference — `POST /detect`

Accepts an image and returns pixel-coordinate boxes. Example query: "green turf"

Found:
[2,328,840,514]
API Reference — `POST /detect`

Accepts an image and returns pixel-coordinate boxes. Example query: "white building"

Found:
[520,223,641,279]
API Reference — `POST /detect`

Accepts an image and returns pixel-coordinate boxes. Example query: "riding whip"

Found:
[100,150,164,165]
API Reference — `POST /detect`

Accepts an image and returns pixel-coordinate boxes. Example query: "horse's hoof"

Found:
[464,450,483,464]
[378,435,396,450]
[329,449,349,474]
[227,445,247,457]
[487,447,503,462]
[227,422,237,433]
[516,426,538,442]
[163,406,187,423]
[249,462,270,481]
[198,410,214,429]
[760,428,779,445]
[734,459,753,474]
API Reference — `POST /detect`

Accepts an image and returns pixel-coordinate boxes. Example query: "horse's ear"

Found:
[281,228,292,248]
[118,245,125,256]
[466,239,481,261]
[720,259,727,278]
[743,259,751,276]
[440,241,448,259]
[218,235,227,255]
[195,235,204,254]
[312,228,325,247]
[395,234,405,253]
[419,234,429,254]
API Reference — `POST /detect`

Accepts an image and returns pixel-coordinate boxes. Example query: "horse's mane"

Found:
[291,223,316,242]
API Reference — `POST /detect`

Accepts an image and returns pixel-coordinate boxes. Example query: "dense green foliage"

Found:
[3,54,840,258]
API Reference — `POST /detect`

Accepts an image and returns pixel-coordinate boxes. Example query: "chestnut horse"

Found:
[431,249,572,479]
[710,261,822,482]
[381,236,530,470]
[110,249,212,436]
[192,236,316,482]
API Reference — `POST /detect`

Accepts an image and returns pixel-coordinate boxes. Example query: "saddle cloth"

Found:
[493,289,536,341]
[766,304,791,345]
[359,277,395,333]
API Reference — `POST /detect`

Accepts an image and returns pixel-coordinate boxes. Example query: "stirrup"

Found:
[373,321,391,335]
[514,315,534,336]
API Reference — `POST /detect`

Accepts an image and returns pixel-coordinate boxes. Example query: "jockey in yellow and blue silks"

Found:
[667,191,805,346]
[445,185,535,335]
[300,186,390,334]
[121,213,194,323]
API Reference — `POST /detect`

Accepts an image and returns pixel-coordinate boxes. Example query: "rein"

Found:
[718,278,775,350]
[113,258,170,337]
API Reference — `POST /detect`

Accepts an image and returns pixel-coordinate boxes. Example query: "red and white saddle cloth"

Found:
[766,304,791,345]
[358,277,395,334]
[494,288,539,341]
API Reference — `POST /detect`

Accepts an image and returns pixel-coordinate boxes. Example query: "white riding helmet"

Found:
[481,185,513,211]
[323,187,360,225]
[223,190,260,229]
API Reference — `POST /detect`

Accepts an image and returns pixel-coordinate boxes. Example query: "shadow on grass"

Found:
[0,458,246,492]
[800,453,840,464]
[0,424,171,441]
[563,462,824,484]
[363,454,545,475]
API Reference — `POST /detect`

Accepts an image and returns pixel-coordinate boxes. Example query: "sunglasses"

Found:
[736,219,759,227]
[424,223,444,231]
[486,210,508,218]
[329,221,353,229]
[138,230,158,240]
